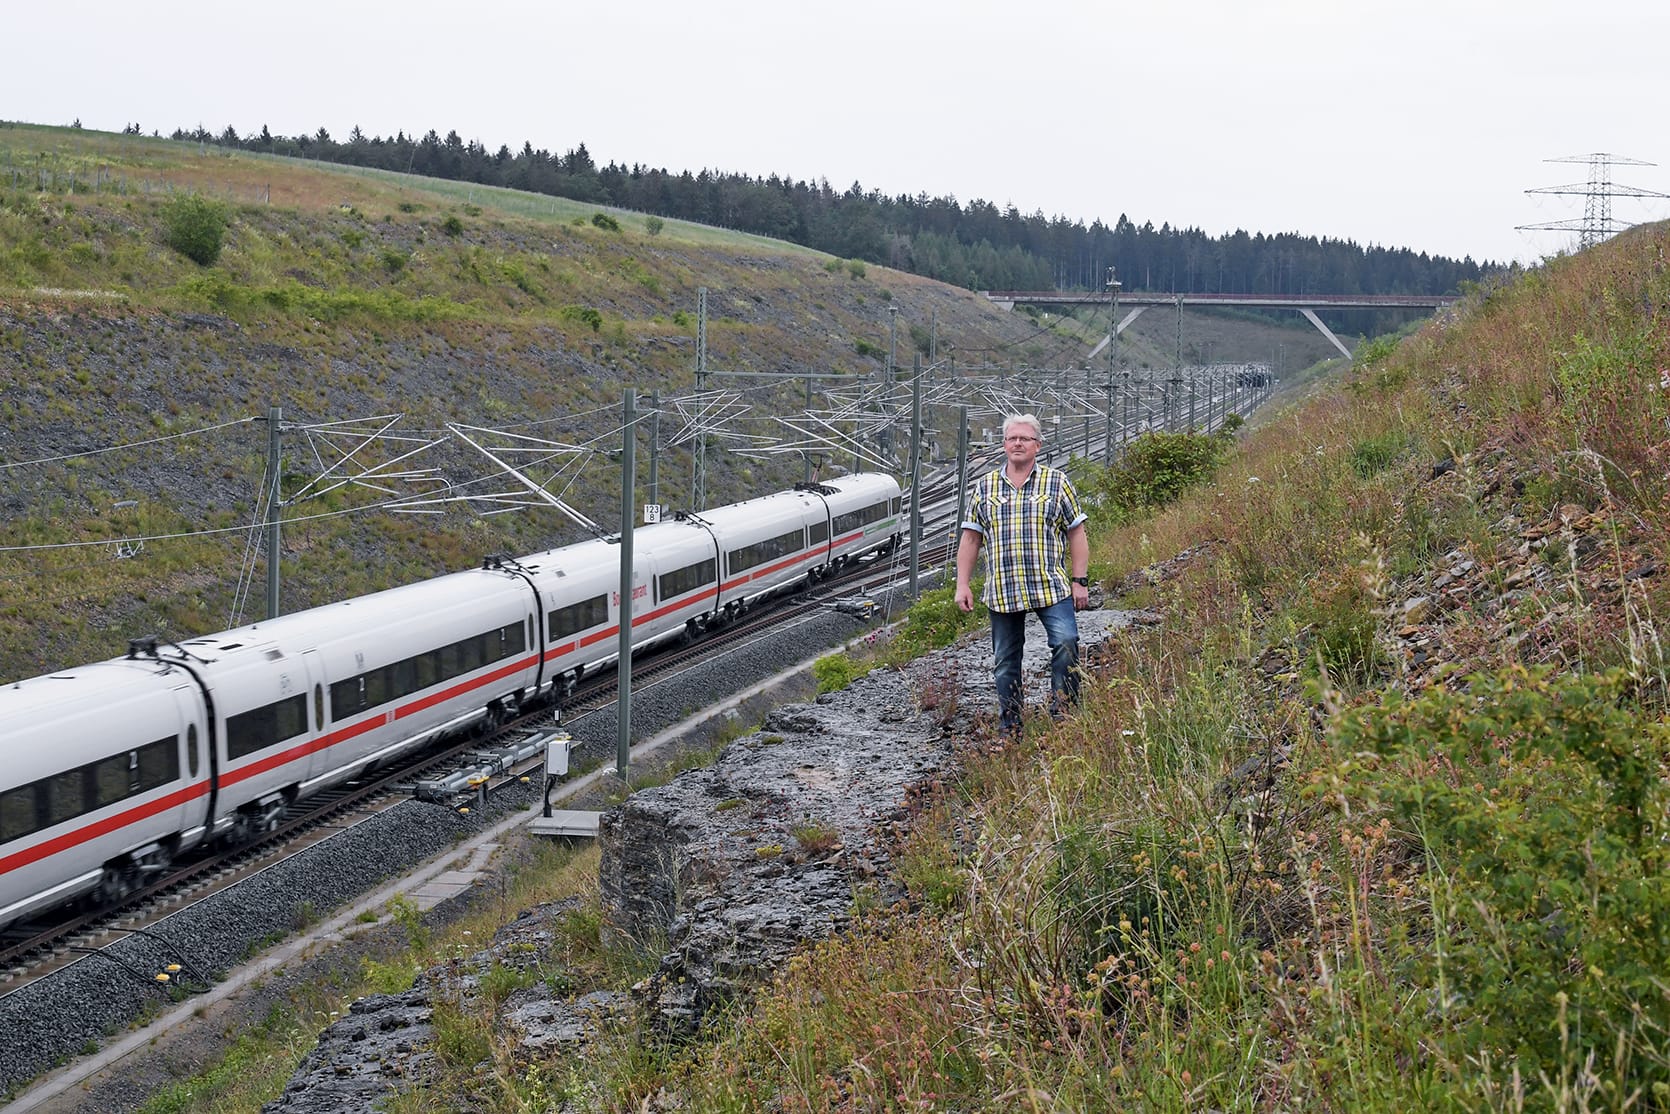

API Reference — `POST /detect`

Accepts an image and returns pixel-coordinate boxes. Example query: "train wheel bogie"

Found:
[93,862,140,906]
[91,838,177,907]
[227,794,288,846]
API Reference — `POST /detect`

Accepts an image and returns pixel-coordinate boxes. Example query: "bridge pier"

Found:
[1087,307,1149,359]
[984,290,1454,367]
[1300,308,1354,360]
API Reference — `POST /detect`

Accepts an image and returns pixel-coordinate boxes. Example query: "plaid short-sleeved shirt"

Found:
[962,463,1087,613]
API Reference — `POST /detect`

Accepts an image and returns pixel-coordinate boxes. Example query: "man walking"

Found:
[954,413,1090,735]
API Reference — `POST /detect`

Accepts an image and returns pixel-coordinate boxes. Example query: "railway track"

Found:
[0,537,948,995]
[0,444,1001,996]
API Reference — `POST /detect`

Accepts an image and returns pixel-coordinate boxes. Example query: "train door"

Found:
[299,648,328,783]
[167,680,214,851]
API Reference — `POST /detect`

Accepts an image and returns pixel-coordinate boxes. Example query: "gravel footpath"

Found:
[0,577,918,1108]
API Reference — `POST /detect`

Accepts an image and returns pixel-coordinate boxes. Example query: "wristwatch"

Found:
[1071,576,1089,586]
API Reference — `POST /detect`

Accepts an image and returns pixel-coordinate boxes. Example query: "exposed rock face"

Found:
[265,606,1151,1108]
[601,664,945,1036]
[261,988,436,1114]
[601,607,1148,1037]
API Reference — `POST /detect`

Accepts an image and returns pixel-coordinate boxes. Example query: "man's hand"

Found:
[1071,582,1089,610]
[954,584,975,612]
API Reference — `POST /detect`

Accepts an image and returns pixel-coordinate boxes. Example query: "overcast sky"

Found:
[6,0,1667,268]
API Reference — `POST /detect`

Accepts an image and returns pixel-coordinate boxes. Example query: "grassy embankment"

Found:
[132,224,1669,1112]
[664,228,1668,1111]
[0,123,1046,680]
[641,231,1668,1110]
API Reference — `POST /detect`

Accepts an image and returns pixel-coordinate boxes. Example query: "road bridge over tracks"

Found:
[983,290,1460,360]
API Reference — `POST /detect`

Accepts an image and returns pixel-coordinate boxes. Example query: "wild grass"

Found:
[549,227,1670,1110]
[0,126,974,682]
[16,123,1670,1109]
[136,838,611,1114]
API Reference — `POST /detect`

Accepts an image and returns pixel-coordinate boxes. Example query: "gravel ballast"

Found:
[0,576,916,1106]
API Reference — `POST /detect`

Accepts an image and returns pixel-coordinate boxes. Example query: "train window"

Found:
[809,520,828,545]
[727,528,804,575]
[658,558,716,600]
[549,595,608,641]
[832,501,891,535]
[275,698,305,743]
[314,684,324,731]
[137,738,178,791]
[391,658,417,699]
[0,734,187,847]
[415,651,439,690]
[504,621,526,656]
[0,788,33,843]
[227,695,308,761]
[892,497,902,515]
[187,724,200,777]
[460,636,484,673]
[526,615,534,649]
[94,755,129,808]
[364,667,390,708]
[439,644,461,681]
[331,676,364,717]
[45,770,84,827]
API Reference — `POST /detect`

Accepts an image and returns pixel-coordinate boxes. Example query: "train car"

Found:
[0,658,212,928]
[0,473,904,932]
[160,565,544,842]
[814,473,904,568]
[516,535,636,699]
[696,486,834,615]
[630,517,726,643]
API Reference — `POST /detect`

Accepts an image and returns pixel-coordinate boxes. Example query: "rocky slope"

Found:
[261,605,1152,1112]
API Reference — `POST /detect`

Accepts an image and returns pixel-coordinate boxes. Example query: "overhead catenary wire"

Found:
[226,460,275,628]
[0,403,638,557]
[0,416,259,471]
[0,351,1098,562]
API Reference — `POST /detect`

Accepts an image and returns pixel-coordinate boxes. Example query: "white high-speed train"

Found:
[0,473,902,930]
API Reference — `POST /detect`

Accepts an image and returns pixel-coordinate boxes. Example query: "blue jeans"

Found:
[990,596,1080,732]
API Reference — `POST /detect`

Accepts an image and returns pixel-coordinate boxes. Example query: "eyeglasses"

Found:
[1004,435,1039,443]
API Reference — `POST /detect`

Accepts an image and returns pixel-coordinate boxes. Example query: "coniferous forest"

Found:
[159,122,1493,298]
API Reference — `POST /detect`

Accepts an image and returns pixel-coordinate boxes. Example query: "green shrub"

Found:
[1347,430,1409,478]
[1352,332,1401,369]
[1076,430,1231,523]
[853,338,883,359]
[1048,817,1194,979]
[590,212,620,232]
[1339,666,1670,1093]
[479,961,542,1005]
[643,215,664,236]
[1294,563,1386,686]
[883,585,984,664]
[813,652,864,693]
[441,214,464,236]
[162,192,227,266]
[176,271,241,311]
[845,259,866,279]
[791,821,840,853]
[559,304,603,331]
[1554,327,1661,431]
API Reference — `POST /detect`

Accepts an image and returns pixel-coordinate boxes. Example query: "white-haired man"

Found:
[954,413,1089,734]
